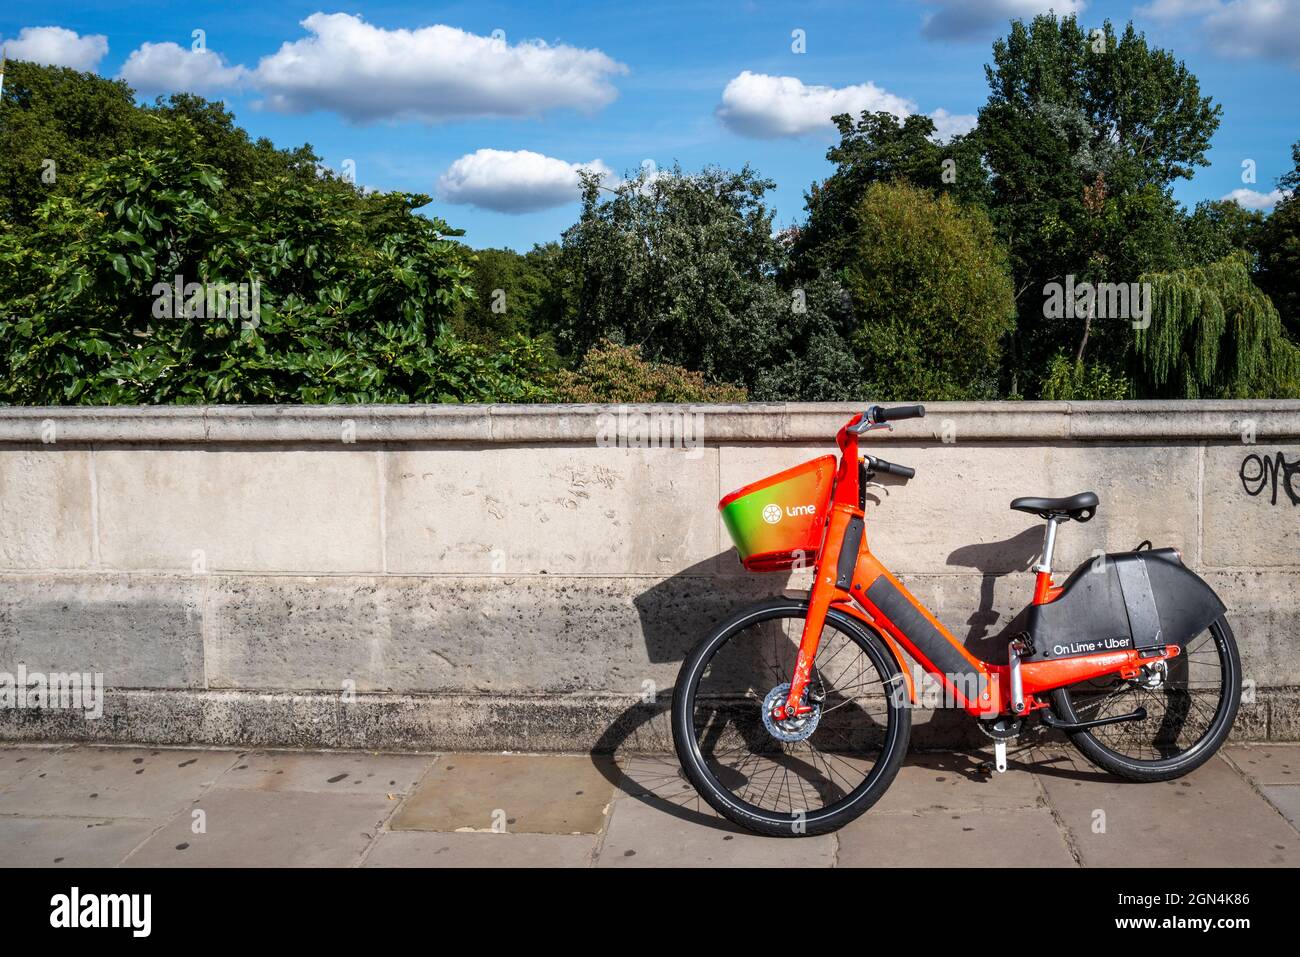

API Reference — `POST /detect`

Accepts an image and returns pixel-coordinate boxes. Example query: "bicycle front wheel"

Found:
[671,598,911,837]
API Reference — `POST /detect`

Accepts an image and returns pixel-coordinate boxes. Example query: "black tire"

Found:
[1050,616,1241,782]
[672,598,911,837]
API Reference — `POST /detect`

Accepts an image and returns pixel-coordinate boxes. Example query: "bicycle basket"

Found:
[719,455,836,572]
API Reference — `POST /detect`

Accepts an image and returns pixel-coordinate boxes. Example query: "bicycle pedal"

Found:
[994,740,1007,773]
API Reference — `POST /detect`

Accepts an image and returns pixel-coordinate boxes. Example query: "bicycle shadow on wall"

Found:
[947,526,1042,659]
[589,549,772,832]
[591,527,1064,829]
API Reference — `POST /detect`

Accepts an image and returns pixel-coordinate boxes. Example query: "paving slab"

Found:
[1224,744,1300,785]
[390,753,617,834]
[609,753,697,798]
[364,830,596,868]
[1259,786,1300,830]
[1036,752,1300,867]
[0,816,161,867]
[215,750,433,795]
[0,747,236,818]
[125,788,394,867]
[595,795,837,867]
[871,750,1046,814]
[838,807,1076,867]
[0,747,60,790]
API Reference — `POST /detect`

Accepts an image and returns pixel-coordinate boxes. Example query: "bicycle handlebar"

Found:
[844,404,923,480]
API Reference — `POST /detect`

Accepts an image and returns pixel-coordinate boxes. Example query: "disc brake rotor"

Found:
[761,682,822,743]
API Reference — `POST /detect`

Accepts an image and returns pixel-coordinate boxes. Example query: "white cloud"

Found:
[1205,0,1300,66]
[119,42,248,96]
[929,107,978,140]
[251,13,627,123]
[1222,187,1292,210]
[920,1,1087,41]
[0,26,108,71]
[438,149,613,213]
[1137,0,1300,66]
[716,71,916,138]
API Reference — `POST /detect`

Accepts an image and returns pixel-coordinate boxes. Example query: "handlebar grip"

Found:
[866,455,916,479]
[879,459,916,479]
[877,404,925,422]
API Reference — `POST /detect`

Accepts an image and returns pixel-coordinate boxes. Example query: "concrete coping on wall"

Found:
[0,400,1298,444]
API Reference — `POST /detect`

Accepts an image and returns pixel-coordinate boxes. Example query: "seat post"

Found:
[1035,516,1060,575]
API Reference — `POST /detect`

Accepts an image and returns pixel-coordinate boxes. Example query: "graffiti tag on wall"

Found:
[1240,452,1300,506]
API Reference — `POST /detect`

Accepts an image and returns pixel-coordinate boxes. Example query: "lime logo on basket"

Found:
[762,504,782,524]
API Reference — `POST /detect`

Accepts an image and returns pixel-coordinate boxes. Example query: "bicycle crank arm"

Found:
[1040,706,1147,733]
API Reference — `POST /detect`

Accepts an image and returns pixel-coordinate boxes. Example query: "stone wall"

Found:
[0,401,1297,750]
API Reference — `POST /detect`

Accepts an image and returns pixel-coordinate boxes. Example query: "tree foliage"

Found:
[1255,140,1300,340]
[0,60,322,228]
[1182,199,1264,267]
[557,163,787,387]
[451,245,564,347]
[3,28,1296,407]
[790,112,989,278]
[978,15,1220,393]
[842,182,1016,400]
[0,143,551,404]
[1135,253,1300,399]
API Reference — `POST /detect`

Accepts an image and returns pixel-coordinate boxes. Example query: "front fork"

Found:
[773,503,860,722]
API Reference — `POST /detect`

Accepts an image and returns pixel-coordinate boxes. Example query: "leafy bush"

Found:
[1040,354,1132,399]
[552,341,746,403]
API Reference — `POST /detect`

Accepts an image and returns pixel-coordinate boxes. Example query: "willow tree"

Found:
[1135,253,1300,398]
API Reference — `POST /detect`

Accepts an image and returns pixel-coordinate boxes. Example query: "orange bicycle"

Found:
[672,405,1241,836]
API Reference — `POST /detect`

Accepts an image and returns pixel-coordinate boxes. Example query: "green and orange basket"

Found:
[719,456,837,572]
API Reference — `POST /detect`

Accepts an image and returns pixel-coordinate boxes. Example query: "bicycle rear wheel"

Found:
[1049,616,1241,781]
[672,598,911,837]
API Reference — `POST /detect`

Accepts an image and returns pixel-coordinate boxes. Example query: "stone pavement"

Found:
[0,742,1295,867]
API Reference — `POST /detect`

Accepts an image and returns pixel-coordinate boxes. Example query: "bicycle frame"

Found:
[775,413,1180,722]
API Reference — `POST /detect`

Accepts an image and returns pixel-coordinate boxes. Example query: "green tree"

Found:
[0,146,552,404]
[791,112,990,278]
[0,60,150,226]
[1256,140,1300,340]
[559,163,789,387]
[979,15,1220,393]
[147,92,327,215]
[451,246,558,347]
[1182,199,1264,266]
[0,61,328,228]
[841,182,1016,400]
[1135,253,1300,398]
[745,274,870,402]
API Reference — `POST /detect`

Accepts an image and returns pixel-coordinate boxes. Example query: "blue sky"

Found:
[3,1,1298,250]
